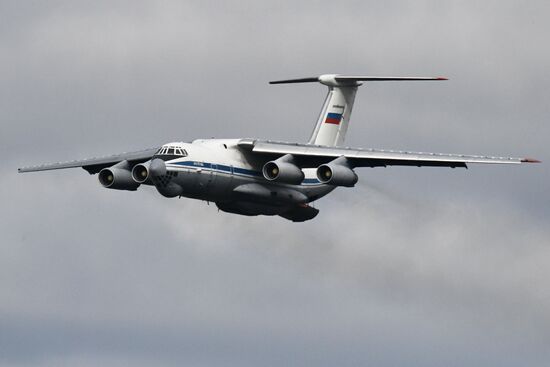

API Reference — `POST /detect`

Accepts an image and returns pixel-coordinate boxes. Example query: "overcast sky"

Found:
[1,1,549,366]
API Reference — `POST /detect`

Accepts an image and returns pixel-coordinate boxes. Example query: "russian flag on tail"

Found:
[325,112,343,125]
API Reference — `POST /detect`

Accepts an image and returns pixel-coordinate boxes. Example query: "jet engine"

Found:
[132,158,167,183]
[132,159,182,198]
[98,160,140,191]
[316,156,358,187]
[132,161,151,183]
[262,154,304,184]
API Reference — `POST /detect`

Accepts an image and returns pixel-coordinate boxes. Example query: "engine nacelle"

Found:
[316,157,358,187]
[132,161,151,183]
[132,159,182,197]
[262,154,304,185]
[132,158,167,183]
[98,161,140,191]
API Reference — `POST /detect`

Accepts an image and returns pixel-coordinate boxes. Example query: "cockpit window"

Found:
[155,145,187,157]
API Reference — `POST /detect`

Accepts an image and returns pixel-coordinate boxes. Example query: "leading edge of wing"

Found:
[18,147,159,174]
[238,139,539,167]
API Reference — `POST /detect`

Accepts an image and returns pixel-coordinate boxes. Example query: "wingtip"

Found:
[521,158,541,163]
[437,77,448,80]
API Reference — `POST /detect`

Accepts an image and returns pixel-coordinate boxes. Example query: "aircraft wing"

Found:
[238,139,539,168]
[18,148,159,174]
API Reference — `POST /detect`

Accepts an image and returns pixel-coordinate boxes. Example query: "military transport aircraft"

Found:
[18,74,539,222]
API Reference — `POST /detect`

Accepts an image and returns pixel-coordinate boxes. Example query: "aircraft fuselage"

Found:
[147,139,334,220]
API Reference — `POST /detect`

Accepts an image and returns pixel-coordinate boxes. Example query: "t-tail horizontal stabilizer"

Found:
[269,75,447,85]
[269,74,447,147]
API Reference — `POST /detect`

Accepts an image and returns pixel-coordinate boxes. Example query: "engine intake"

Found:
[132,158,167,184]
[262,154,304,184]
[316,157,358,187]
[132,161,150,183]
[98,161,140,191]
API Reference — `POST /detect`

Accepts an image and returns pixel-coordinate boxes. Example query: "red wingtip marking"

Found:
[437,77,448,80]
[521,158,541,163]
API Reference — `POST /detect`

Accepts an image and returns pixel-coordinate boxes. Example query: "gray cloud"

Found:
[1,1,549,366]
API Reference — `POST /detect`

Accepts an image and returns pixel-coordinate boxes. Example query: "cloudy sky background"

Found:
[1,1,549,366]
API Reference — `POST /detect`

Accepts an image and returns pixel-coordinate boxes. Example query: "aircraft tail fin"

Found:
[270,74,447,147]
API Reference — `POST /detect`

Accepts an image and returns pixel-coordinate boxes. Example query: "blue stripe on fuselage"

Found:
[167,160,322,185]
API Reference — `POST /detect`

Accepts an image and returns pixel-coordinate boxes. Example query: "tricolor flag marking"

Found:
[325,112,343,125]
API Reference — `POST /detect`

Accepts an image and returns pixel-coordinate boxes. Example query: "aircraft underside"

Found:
[147,159,333,222]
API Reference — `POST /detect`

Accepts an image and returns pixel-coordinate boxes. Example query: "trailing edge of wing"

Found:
[238,139,538,168]
[18,148,159,174]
